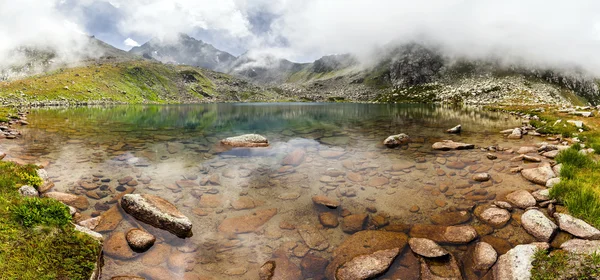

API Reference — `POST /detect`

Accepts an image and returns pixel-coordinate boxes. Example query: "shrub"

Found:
[11,197,72,228]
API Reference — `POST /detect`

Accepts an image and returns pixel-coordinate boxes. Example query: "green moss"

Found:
[0,161,101,279]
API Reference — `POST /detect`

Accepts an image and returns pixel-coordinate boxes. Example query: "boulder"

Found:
[521,164,556,185]
[479,207,511,228]
[408,238,448,257]
[494,243,549,280]
[521,209,557,242]
[326,230,408,280]
[44,192,89,210]
[560,239,600,254]
[409,224,478,244]
[554,213,600,240]
[383,133,410,148]
[18,185,39,197]
[473,242,497,271]
[120,194,192,238]
[447,125,461,134]
[126,228,156,252]
[505,190,536,209]
[220,134,269,147]
[432,140,475,151]
[218,208,277,234]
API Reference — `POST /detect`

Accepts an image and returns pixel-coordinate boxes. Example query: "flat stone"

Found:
[126,228,155,252]
[298,225,330,251]
[120,194,192,238]
[473,242,497,271]
[432,140,475,151]
[312,195,340,208]
[521,164,556,185]
[554,213,600,240]
[494,243,549,279]
[301,253,330,279]
[506,190,536,209]
[521,209,558,242]
[326,230,408,280]
[408,238,448,257]
[218,208,277,234]
[278,192,300,200]
[446,161,466,169]
[542,150,560,159]
[44,192,89,210]
[232,197,256,210]
[367,176,389,187]
[347,172,363,182]
[220,134,269,147]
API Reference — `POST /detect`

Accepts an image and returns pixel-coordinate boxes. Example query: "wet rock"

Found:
[531,189,550,202]
[126,228,155,252]
[521,164,556,185]
[472,173,491,182]
[487,153,498,160]
[312,195,340,208]
[479,207,511,228]
[319,212,339,228]
[517,146,538,154]
[347,172,363,182]
[383,133,410,148]
[554,213,600,240]
[301,253,329,279]
[268,252,302,280]
[523,155,541,162]
[432,140,475,151]
[430,211,471,226]
[120,194,192,238]
[493,242,549,280]
[410,224,478,244]
[298,225,330,251]
[78,216,101,230]
[342,214,368,233]
[409,205,420,213]
[105,232,136,259]
[259,260,276,280]
[521,209,558,242]
[326,230,408,280]
[408,238,448,257]
[560,239,600,254]
[367,176,389,187]
[507,128,523,139]
[446,124,461,134]
[446,161,466,169]
[232,197,256,210]
[218,208,277,234]
[278,192,300,200]
[494,201,513,211]
[282,148,306,166]
[321,136,350,146]
[18,185,39,197]
[506,190,536,209]
[44,192,89,210]
[473,242,497,271]
[220,134,269,147]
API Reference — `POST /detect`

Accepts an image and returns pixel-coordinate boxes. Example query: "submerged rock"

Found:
[473,242,497,271]
[312,195,340,208]
[220,134,269,147]
[282,148,306,166]
[432,140,475,151]
[554,213,600,240]
[521,209,557,242]
[120,194,192,238]
[410,224,478,244]
[326,230,408,280]
[408,238,448,257]
[494,242,549,280]
[383,133,410,148]
[218,208,277,234]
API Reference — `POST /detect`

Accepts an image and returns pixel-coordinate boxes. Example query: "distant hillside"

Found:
[0,60,289,105]
[129,34,236,72]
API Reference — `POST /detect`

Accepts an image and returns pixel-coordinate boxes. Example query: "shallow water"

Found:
[1,103,545,279]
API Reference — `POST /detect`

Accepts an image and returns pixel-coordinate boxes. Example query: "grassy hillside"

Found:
[0,60,284,105]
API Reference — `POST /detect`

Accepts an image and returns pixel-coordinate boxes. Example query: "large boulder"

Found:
[220,134,269,147]
[326,230,408,280]
[408,238,448,258]
[494,242,549,280]
[505,190,536,209]
[432,140,475,151]
[554,213,600,240]
[120,194,192,238]
[521,164,556,185]
[383,133,410,148]
[521,209,557,242]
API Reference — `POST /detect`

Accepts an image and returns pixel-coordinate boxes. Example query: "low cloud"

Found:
[123,38,140,48]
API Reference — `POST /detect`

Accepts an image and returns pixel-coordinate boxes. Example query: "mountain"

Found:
[129,34,236,72]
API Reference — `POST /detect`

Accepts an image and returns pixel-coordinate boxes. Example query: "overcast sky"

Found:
[2,0,600,72]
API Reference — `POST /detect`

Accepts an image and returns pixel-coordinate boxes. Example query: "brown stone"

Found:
[120,194,192,238]
[312,195,340,208]
[298,225,330,251]
[232,197,255,210]
[44,192,89,210]
[218,208,278,234]
[126,228,156,252]
[301,253,330,279]
[342,214,368,233]
[167,252,196,272]
[319,212,339,228]
[347,172,364,182]
[410,224,478,244]
[105,232,136,259]
[367,176,389,187]
[141,243,170,266]
[199,194,223,208]
[95,205,123,232]
[409,205,420,213]
[282,148,306,166]
[430,211,471,226]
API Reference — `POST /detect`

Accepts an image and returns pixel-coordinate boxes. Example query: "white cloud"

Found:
[124,37,140,47]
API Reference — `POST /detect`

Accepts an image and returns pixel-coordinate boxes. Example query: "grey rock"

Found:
[220,134,269,147]
[554,213,600,240]
[383,133,410,148]
[531,189,550,202]
[521,164,556,185]
[560,239,600,254]
[521,209,557,242]
[120,194,192,238]
[447,125,461,134]
[494,243,550,280]
[432,140,475,151]
[408,238,448,258]
[473,242,497,271]
[479,207,511,228]
[546,178,561,188]
[18,185,39,197]
[506,190,536,209]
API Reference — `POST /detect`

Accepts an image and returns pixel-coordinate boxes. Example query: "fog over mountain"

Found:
[1,0,600,75]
